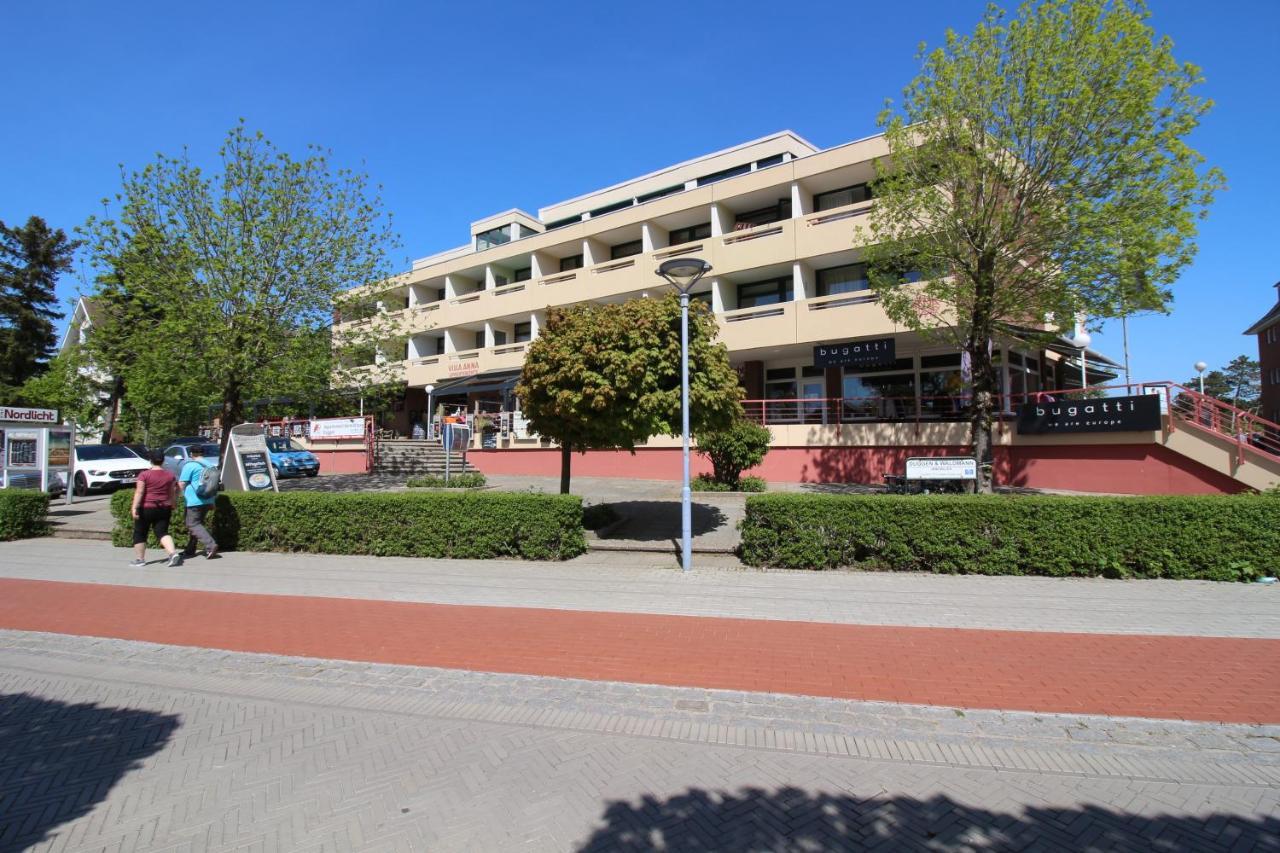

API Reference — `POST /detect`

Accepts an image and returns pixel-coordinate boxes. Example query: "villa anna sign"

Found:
[1016,394,1162,435]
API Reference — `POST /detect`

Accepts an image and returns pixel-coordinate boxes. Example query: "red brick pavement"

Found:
[2,578,1277,724]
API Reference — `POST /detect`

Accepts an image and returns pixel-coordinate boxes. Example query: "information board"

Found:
[310,417,365,439]
[905,457,977,480]
[222,423,278,492]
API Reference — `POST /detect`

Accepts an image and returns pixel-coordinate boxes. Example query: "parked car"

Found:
[124,443,154,460]
[161,442,223,479]
[72,444,147,496]
[265,437,320,478]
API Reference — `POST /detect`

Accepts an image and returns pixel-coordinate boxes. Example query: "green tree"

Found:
[695,418,772,489]
[864,0,1223,491]
[15,347,105,432]
[80,123,405,452]
[516,294,742,494]
[0,216,79,389]
[1186,355,1260,411]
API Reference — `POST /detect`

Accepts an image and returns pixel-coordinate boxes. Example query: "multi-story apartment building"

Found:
[1244,281,1280,426]
[331,130,1280,493]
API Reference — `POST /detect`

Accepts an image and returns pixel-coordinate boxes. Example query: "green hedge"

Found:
[112,489,585,560]
[740,494,1280,580]
[0,490,50,541]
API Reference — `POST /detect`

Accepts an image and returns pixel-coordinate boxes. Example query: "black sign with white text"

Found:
[813,337,896,369]
[1016,394,1162,434]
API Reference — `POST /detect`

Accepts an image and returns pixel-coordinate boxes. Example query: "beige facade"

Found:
[336,130,1078,411]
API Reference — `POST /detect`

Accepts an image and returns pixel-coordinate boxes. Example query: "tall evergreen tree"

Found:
[0,216,79,388]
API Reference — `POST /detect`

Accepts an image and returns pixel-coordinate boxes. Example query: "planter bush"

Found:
[0,490,50,541]
[112,489,585,560]
[406,472,487,489]
[740,493,1280,580]
[691,474,766,492]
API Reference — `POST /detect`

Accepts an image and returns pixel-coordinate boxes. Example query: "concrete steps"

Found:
[374,440,479,476]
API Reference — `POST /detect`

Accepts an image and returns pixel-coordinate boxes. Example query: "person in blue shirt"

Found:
[178,444,220,559]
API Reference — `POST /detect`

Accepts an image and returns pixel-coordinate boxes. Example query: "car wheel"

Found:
[73,473,89,497]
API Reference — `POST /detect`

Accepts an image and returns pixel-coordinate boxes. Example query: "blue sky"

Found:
[2,0,1276,384]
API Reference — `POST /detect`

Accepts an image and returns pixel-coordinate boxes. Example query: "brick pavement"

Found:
[2,633,1278,852]
[2,577,1278,724]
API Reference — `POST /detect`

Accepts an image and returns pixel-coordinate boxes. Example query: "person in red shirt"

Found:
[130,452,182,568]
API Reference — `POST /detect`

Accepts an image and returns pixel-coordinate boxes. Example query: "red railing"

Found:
[1155,382,1280,463]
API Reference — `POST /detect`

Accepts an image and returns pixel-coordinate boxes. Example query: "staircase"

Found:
[1158,383,1280,491]
[373,439,480,476]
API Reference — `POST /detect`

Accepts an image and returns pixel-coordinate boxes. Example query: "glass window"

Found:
[559,255,583,272]
[493,330,508,346]
[766,367,796,381]
[610,240,642,260]
[813,182,874,212]
[696,163,751,186]
[77,445,141,461]
[474,331,485,350]
[690,292,713,309]
[756,154,785,169]
[842,370,917,420]
[545,216,579,231]
[637,184,682,203]
[434,337,446,355]
[475,225,511,251]
[513,267,532,282]
[920,354,965,418]
[734,199,791,229]
[737,277,793,309]
[515,223,539,239]
[815,263,870,297]
[764,374,798,422]
[589,199,633,218]
[514,322,532,343]
[668,223,711,246]
[266,438,305,453]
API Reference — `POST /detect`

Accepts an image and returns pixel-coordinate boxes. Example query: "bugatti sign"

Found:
[1016,394,1162,434]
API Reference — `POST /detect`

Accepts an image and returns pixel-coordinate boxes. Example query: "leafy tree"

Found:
[517,294,742,493]
[0,216,79,388]
[1185,355,1260,411]
[695,419,772,489]
[864,0,1224,490]
[80,122,405,453]
[15,348,105,434]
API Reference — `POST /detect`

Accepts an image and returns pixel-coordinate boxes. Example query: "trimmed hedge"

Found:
[740,494,1280,581]
[692,474,767,493]
[0,490,50,541]
[407,472,487,489]
[111,489,585,560]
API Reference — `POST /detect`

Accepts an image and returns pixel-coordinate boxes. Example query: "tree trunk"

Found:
[559,441,572,495]
[100,375,125,443]
[219,383,244,462]
[967,262,998,494]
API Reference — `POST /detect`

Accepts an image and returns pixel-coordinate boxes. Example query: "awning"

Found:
[997,322,1123,368]
[429,369,522,397]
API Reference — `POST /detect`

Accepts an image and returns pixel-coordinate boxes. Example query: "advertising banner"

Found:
[1016,394,1162,434]
[46,431,71,467]
[309,417,365,439]
[813,337,896,369]
[6,430,39,467]
[905,457,977,480]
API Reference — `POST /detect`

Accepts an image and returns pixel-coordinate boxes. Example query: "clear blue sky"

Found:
[2,0,1276,384]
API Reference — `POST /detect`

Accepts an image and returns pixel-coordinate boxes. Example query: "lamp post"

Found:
[1193,362,1207,395]
[656,256,712,573]
[424,384,436,439]
[1070,330,1092,392]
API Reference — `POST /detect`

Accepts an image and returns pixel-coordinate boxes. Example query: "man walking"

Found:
[179,444,220,559]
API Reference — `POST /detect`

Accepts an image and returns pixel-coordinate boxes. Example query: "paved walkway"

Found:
[2,632,1277,852]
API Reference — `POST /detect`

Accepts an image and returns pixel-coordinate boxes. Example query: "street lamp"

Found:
[425,384,436,439]
[656,256,712,573]
[1070,330,1092,392]
[1193,361,1207,395]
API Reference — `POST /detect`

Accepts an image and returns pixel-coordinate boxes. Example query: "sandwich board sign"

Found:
[222,423,278,492]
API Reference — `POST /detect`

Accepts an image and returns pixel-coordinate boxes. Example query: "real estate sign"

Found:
[310,417,365,439]
[1016,394,1162,434]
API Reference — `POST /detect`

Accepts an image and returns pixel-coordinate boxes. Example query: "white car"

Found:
[73,444,148,495]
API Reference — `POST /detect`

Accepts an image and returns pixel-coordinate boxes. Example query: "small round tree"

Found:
[517,294,742,493]
[696,419,771,489]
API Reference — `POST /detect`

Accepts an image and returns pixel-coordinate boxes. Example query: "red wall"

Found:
[311,449,368,475]
[469,443,1244,494]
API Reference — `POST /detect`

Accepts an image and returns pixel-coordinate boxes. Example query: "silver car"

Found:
[162,442,222,479]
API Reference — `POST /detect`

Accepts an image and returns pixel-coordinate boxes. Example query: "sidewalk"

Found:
[1,539,1278,724]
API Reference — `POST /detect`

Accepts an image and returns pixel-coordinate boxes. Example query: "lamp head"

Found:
[656,257,711,292]
[425,384,435,393]
[1069,330,1092,349]
[1194,361,1207,374]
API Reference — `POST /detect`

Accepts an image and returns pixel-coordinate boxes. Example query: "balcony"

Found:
[709,218,795,277]
[795,200,875,259]
[404,342,531,386]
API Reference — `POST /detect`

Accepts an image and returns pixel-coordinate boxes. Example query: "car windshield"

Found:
[266,438,304,453]
[199,444,221,458]
[77,445,141,461]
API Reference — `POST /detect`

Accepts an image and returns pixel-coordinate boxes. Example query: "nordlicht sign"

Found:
[813,338,896,369]
[1016,394,1162,435]
[0,406,58,423]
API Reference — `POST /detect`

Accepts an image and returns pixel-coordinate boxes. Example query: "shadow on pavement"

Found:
[0,692,180,851]
[577,786,1278,852]
[599,500,729,543]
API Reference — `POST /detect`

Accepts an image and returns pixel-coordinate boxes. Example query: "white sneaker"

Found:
[129,559,146,568]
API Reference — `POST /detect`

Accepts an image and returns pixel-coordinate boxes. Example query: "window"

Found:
[765,367,797,421]
[737,277,793,309]
[696,163,751,187]
[559,254,583,272]
[475,225,511,251]
[545,216,580,231]
[434,337,446,355]
[814,182,874,211]
[734,199,791,229]
[842,359,917,420]
[690,292,713,309]
[493,330,508,346]
[919,353,964,417]
[610,239,643,260]
[514,322,532,343]
[513,267,532,282]
[637,184,683,203]
[815,263,870,297]
[589,198,633,218]
[755,154,785,169]
[515,223,539,239]
[668,222,711,246]
[1267,327,1278,345]
[474,331,486,350]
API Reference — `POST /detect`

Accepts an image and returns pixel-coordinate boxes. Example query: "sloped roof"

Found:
[1244,284,1280,335]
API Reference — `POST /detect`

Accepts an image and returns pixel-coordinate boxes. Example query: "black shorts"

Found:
[132,507,173,545]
